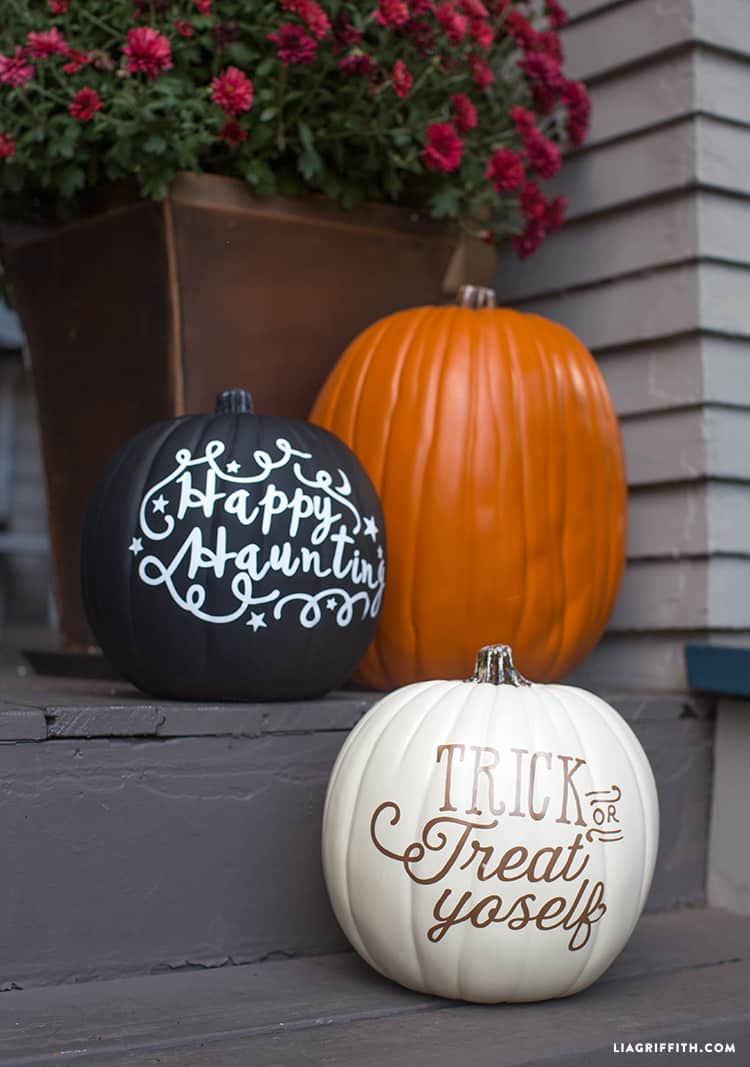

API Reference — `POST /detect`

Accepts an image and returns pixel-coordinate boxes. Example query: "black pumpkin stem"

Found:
[216,389,254,414]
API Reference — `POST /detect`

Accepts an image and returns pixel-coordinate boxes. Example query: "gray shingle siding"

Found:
[498,0,750,690]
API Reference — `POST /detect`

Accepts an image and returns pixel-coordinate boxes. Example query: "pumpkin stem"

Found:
[216,389,254,414]
[468,645,531,687]
[458,285,496,309]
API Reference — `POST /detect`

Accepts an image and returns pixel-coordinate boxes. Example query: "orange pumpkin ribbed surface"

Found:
[309,286,627,689]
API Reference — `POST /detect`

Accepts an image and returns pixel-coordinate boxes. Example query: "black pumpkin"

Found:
[81,389,386,701]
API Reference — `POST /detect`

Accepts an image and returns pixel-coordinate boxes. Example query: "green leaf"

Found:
[319,171,343,200]
[383,169,402,200]
[139,167,174,200]
[260,108,277,123]
[340,185,365,211]
[276,171,307,198]
[255,56,276,78]
[297,122,322,182]
[225,42,254,67]
[174,137,202,169]
[298,122,315,153]
[429,188,462,219]
[242,160,276,195]
[392,130,413,148]
[49,123,80,161]
[143,135,167,156]
[58,165,85,199]
[2,165,24,194]
[106,139,133,169]
[298,150,322,182]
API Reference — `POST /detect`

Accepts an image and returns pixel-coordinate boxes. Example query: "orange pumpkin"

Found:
[310,286,627,689]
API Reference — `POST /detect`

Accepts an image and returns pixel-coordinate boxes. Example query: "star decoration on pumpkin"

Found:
[152,495,168,513]
[226,460,241,474]
[128,537,143,555]
[326,597,337,610]
[363,516,379,541]
[247,611,266,631]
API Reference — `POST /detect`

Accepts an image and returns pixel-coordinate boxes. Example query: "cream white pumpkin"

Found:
[322,645,659,1003]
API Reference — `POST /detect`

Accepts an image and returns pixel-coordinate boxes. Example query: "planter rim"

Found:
[1,171,455,252]
[170,172,452,239]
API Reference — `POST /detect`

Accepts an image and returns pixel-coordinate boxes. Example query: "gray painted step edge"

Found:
[0,909,747,1067]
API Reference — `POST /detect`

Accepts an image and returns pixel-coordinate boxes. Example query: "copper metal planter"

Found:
[2,173,455,648]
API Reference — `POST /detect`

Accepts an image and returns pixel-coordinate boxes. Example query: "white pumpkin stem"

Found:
[458,285,496,309]
[468,645,531,687]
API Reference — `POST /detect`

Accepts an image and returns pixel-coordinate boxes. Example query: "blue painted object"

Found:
[685,644,750,698]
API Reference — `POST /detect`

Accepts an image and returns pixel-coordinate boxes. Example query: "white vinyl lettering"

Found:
[131,438,385,630]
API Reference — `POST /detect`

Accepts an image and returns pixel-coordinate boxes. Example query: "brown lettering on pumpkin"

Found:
[436,744,466,812]
[467,745,506,816]
[509,747,528,817]
[369,743,623,953]
[437,745,588,821]
[529,751,552,821]
[426,879,607,951]
[556,755,588,826]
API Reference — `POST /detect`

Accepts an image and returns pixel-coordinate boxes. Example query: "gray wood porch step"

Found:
[1,909,748,1066]
[0,644,717,990]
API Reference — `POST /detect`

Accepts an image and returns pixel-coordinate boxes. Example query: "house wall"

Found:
[497,0,750,692]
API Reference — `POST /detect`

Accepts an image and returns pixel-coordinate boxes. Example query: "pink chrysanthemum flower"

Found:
[0,47,35,87]
[123,26,172,78]
[375,0,409,27]
[561,79,591,146]
[218,119,248,144]
[339,52,373,76]
[524,128,561,178]
[513,219,545,258]
[546,0,568,29]
[69,86,103,121]
[282,0,331,39]
[451,93,477,132]
[268,23,318,65]
[0,131,16,158]
[468,52,493,89]
[422,122,463,172]
[510,105,536,137]
[545,194,567,230]
[391,59,413,98]
[62,49,91,74]
[436,2,468,43]
[210,66,254,115]
[27,28,69,59]
[485,147,524,191]
[519,180,546,221]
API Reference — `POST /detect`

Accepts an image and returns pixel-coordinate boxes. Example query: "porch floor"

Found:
[1,908,749,1066]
